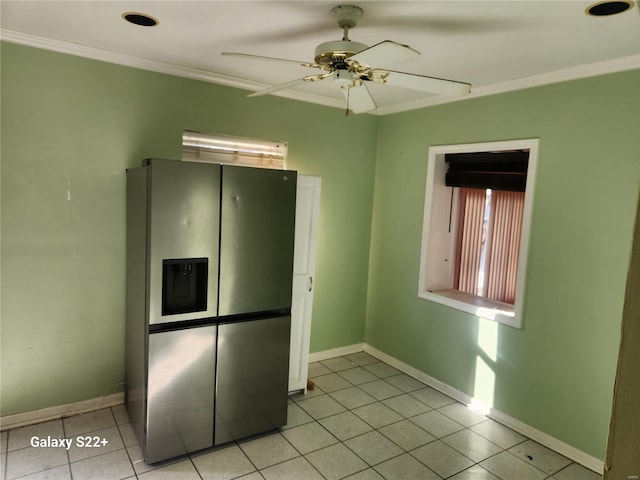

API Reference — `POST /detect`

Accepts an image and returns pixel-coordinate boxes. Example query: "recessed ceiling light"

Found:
[585,0,634,16]
[122,12,158,27]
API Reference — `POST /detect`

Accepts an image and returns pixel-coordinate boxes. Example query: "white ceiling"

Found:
[1,1,639,115]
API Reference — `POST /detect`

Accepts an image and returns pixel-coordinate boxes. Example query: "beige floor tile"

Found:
[442,429,502,462]
[281,421,338,454]
[63,409,116,437]
[379,419,436,451]
[344,430,403,466]
[364,362,401,379]
[7,420,64,453]
[384,374,426,393]
[509,439,572,475]
[261,456,324,480]
[5,443,68,480]
[374,453,441,480]
[409,387,456,409]
[320,356,358,372]
[552,462,603,480]
[410,410,465,438]
[343,468,386,480]
[69,449,134,480]
[67,425,124,462]
[438,402,488,427]
[449,465,501,480]
[191,444,255,480]
[481,451,548,480]
[338,368,379,385]
[138,458,200,480]
[318,411,373,441]
[470,419,526,449]
[351,402,403,429]
[329,386,377,409]
[296,394,346,419]
[382,394,432,418]
[305,443,368,480]
[411,440,475,478]
[238,432,298,470]
[358,379,403,401]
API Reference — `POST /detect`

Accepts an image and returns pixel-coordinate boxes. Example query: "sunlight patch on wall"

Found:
[471,312,499,414]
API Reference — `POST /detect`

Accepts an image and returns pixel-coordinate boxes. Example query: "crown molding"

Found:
[372,54,640,116]
[2,29,638,116]
[0,29,345,111]
[0,29,260,91]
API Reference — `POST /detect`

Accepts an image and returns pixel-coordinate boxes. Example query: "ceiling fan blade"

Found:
[341,84,377,114]
[364,15,517,34]
[247,72,334,98]
[347,40,419,68]
[236,24,336,44]
[222,52,322,70]
[247,78,308,97]
[381,70,471,97]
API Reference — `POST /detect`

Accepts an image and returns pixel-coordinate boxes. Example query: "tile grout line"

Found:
[109,406,144,480]
[291,382,452,478]
[308,359,579,480]
[61,416,72,480]
[4,355,596,480]
[293,378,457,478]
[276,428,330,480]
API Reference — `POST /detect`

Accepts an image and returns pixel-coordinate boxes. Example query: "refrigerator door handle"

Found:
[308,276,313,292]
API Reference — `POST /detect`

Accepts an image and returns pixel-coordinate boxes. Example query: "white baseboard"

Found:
[312,344,605,474]
[362,344,605,475]
[308,343,365,363]
[0,393,124,431]
[487,409,605,475]
[363,345,474,405]
[1,343,605,475]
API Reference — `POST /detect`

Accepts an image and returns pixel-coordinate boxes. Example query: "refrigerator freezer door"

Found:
[215,316,290,445]
[146,326,216,463]
[148,159,220,325]
[219,166,296,316]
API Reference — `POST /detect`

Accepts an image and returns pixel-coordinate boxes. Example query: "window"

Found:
[182,131,287,170]
[418,139,539,328]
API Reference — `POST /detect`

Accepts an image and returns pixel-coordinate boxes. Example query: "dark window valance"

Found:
[445,151,529,192]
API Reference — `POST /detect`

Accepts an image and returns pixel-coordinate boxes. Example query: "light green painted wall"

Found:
[0,42,378,415]
[366,70,640,459]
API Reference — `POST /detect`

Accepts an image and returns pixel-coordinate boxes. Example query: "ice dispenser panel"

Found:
[162,258,208,315]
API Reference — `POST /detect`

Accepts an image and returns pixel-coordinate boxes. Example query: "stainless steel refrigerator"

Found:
[125,159,296,464]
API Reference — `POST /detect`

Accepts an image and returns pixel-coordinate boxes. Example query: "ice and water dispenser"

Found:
[162,258,209,316]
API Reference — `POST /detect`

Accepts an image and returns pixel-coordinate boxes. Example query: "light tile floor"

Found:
[0,352,603,480]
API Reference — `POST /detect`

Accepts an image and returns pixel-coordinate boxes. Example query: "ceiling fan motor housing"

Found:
[314,40,368,67]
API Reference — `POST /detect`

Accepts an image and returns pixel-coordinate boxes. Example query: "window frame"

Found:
[418,139,539,329]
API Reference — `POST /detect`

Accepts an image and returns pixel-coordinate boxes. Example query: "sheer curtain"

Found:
[483,190,525,304]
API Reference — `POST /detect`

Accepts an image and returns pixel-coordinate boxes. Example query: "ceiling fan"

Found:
[222,5,472,114]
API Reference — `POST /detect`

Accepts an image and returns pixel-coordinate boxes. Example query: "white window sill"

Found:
[419,289,521,328]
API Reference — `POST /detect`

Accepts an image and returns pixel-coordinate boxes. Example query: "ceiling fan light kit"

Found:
[222,4,471,114]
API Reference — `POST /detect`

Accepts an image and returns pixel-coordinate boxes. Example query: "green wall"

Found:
[366,70,640,459]
[0,42,377,415]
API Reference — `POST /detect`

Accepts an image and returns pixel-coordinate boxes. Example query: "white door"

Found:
[289,175,321,392]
